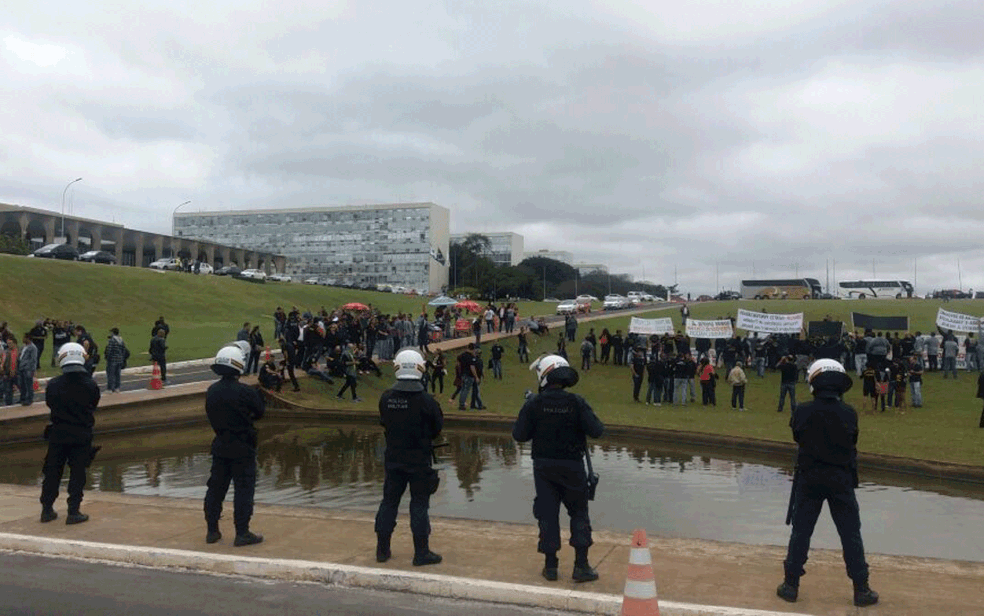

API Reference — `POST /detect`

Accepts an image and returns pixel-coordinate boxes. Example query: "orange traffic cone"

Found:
[621,529,660,616]
[149,362,163,390]
[264,346,272,362]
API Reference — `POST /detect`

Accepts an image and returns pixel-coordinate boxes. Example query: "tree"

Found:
[449,233,493,291]
[517,256,576,300]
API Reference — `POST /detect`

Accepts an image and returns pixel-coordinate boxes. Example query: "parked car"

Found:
[715,290,741,301]
[215,266,242,277]
[303,277,320,285]
[196,262,214,275]
[149,258,182,271]
[575,295,598,303]
[240,269,267,281]
[78,250,116,264]
[32,243,79,260]
[268,273,292,282]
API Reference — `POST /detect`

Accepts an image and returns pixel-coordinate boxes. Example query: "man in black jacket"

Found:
[777,359,878,607]
[203,344,265,546]
[513,355,605,583]
[40,343,100,525]
[375,349,444,566]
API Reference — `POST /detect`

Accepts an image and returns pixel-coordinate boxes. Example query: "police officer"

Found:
[40,342,100,525]
[374,348,444,566]
[203,343,265,546]
[513,354,604,583]
[778,359,878,607]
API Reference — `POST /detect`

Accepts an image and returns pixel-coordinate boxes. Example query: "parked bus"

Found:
[740,278,822,300]
[838,280,914,299]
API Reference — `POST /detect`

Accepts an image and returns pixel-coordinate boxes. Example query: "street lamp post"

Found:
[171,200,192,236]
[60,177,83,240]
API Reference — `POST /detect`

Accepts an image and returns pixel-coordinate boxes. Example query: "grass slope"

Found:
[4,255,982,465]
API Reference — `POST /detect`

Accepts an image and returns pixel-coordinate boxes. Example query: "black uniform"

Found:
[512,388,604,555]
[784,392,869,585]
[41,372,100,516]
[203,376,265,537]
[374,384,444,556]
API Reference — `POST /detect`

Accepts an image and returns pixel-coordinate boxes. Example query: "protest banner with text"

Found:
[628,317,675,335]
[935,308,984,333]
[686,319,734,339]
[736,309,803,334]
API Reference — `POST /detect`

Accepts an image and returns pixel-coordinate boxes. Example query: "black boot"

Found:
[65,510,89,525]
[572,547,599,583]
[234,531,264,547]
[412,535,442,566]
[376,533,392,563]
[541,552,558,581]
[853,579,879,607]
[776,577,799,602]
[40,507,58,523]
[206,521,221,544]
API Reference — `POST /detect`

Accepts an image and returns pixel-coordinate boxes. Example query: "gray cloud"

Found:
[3,0,984,294]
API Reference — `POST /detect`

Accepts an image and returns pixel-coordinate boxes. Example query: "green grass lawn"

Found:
[5,254,983,465]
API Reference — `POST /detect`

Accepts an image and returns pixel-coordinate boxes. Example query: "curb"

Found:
[0,533,810,616]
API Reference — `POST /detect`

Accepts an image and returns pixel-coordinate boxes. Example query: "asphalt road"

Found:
[13,364,217,407]
[0,552,566,616]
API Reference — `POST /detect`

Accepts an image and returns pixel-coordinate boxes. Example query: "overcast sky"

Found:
[4,0,984,295]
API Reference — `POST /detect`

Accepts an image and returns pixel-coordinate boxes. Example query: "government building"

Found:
[449,231,524,267]
[174,202,449,293]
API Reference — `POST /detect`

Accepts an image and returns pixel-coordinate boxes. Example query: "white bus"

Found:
[838,280,914,299]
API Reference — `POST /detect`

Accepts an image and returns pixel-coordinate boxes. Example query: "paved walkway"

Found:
[0,484,980,615]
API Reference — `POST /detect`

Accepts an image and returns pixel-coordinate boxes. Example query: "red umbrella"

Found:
[454,300,481,313]
[342,302,369,311]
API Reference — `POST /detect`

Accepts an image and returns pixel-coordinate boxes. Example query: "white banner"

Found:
[686,319,734,339]
[735,309,803,334]
[935,308,984,333]
[628,317,675,335]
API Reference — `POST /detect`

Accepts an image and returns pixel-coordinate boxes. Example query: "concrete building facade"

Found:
[175,202,450,293]
[524,249,574,265]
[0,203,284,271]
[450,231,524,267]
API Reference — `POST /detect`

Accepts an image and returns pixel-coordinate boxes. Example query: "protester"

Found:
[698,356,717,406]
[1,333,18,406]
[977,371,984,428]
[336,342,361,402]
[490,341,504,379]
[18,332,38,406]
[777,354,798,413]
[246,325,263,375]
[104,328,128,393]
[908,357,923,408]
[727,361,747,412]
[149,328,168,386]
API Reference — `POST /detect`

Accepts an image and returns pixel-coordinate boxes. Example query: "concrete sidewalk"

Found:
[0,484,980,616]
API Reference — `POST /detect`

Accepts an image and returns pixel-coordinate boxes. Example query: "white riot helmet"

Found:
[225,340,251,358]
[394,348,426,380]
[529,354,578,388]
[807,358,853,394]
[58,342,87,373]
[212,344,246,377]
[393,348,426,392]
